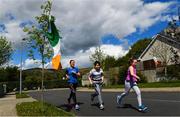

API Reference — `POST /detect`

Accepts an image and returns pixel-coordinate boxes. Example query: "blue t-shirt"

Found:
[66,67,79,84]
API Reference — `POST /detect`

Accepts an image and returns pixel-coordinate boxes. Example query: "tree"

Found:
[89,46,106,68]
[103,55,116,70]
[0,36,12,66]
[116,38,151,66]
[23,0,54,88]
[23,0,57,110]
[149,43,175,77]
[170,47,180,65]
[155,18,180,77]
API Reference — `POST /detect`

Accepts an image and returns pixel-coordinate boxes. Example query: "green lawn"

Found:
[16,101,74,116]
[103,81,180,88]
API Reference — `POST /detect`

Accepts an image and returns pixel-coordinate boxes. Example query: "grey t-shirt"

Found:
[89,68,103,83]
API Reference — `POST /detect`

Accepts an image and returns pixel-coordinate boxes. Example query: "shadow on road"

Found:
[57,102,84,112]
[117,103,140,112]
[91,102,99,109]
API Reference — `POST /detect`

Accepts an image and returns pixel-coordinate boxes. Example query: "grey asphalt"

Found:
[29,89,180,116]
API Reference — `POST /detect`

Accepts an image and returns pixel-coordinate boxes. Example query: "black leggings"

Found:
[68,83,78,104]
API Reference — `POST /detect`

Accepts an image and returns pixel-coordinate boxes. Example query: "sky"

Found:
[0,0,179,69]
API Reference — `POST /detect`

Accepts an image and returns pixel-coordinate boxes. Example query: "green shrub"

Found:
[0,83,5,97]
[118,65,128,84]
[167,64,180,80]
[16,92,29,99]
[4,79,82,92]
[137,71,147,83]
[16,101,74,116]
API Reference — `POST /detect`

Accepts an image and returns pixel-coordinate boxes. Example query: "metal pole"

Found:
[20,38,25,94]
[20,40,22,94]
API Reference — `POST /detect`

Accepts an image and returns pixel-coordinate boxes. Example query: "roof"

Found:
[139,34,180,60]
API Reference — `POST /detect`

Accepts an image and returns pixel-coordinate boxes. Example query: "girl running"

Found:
[66,60,81,110]
[88,61,104,110]
[117,58,147,112]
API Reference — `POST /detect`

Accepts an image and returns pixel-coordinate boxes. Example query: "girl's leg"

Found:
[117,81,131,104]
[121,81,131,97]
[132,85,142,107]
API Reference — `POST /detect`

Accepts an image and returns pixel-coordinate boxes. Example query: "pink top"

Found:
[126,66,137,82]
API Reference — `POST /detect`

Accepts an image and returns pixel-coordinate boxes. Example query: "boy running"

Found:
[88,61,104,110]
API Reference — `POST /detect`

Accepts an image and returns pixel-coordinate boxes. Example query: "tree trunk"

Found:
[165,66,167,78]
[41,42,45,112]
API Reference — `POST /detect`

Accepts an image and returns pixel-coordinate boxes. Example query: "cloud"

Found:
[1,21,26,49]
[0,0,177,68]
[19,44,128,69]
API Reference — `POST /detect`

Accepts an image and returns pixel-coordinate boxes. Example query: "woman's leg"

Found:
[72,84,77,105]
[68,83,74,102]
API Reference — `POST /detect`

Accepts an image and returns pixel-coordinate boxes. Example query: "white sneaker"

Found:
[75,104,80,110]
[99,104,104,110]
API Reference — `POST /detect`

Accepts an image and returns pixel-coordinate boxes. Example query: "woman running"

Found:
[117,58,147,112]
[88,61,104,110]
[66,60,81,110]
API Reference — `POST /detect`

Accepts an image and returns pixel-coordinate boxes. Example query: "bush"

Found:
[137,71,147,83]
[118,65,128,84]
[0,83,5,97]
[16,101,74,116]
[0,66,19,82]
[167,64,180,80]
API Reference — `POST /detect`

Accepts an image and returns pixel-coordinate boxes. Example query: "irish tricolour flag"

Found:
[46,17,62,70]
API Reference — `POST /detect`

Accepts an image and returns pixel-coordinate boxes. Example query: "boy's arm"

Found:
[88,71,93,84]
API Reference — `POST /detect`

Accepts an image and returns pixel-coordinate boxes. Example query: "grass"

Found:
[102,80,180,88]
[16,101,74,116]
[16,92,30,99]
[139,81,180,88]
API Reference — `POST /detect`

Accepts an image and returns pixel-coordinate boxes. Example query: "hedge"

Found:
[0,83,5,97]
[2,79,81,92]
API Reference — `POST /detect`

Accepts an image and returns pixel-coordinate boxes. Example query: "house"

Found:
[137,34,180,82]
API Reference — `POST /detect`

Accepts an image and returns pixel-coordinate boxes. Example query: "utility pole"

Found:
[20,38,26,94]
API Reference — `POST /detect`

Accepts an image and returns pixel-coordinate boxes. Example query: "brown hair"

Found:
[129,57,135,65]
[69,60,75,64]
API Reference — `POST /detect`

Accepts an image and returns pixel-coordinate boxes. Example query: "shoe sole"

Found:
[138,107,148,112]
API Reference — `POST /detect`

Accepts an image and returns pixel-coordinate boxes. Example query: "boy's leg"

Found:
[96,84,103,105]
[95,83,104,109]
[91,83,98,101]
